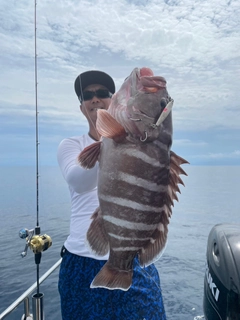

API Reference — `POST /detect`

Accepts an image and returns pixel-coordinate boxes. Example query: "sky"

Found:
[0,0,239,166]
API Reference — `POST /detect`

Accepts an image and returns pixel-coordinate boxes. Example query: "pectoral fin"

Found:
[78,141,101,169]
[96,109,127,143]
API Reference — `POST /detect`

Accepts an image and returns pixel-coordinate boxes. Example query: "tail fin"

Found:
[90,262,133,291]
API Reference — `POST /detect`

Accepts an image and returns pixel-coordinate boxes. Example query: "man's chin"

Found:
[91,107,106,112]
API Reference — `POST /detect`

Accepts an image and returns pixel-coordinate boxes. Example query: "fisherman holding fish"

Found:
[57,70,169,319]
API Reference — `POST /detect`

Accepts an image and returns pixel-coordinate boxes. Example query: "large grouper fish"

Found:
[78,67,188,291]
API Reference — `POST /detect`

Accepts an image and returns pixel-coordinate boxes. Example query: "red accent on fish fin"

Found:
[139,223,168,267]
[90,262,132,291]
[78,141,101,169]
[96,109,127,142]
[86,207,109,256]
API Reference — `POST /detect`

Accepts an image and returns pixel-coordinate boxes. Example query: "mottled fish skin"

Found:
[79,67,188,291]
[107,67,171,143]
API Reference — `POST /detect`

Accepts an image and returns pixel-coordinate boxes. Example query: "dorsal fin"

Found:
[78,141,101,169]
[170,151,189,165]
[167,151,189,206]
[170,150,188,177]
[96,109,127,142]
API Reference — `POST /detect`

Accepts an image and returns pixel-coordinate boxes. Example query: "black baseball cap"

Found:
[74,70,115,101]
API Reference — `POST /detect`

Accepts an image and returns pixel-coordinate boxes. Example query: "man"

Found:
[57,70,166,319]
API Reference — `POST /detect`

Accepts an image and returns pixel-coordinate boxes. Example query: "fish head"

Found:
[110,67,173,143]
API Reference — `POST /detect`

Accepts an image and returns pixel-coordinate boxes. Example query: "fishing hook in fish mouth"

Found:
[140,131,148,142]
[151,99,174,128]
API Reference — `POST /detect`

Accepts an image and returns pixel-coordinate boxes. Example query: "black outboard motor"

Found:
[203,224,240,320]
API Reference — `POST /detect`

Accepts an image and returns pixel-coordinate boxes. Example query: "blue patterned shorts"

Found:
[58,249,166,320]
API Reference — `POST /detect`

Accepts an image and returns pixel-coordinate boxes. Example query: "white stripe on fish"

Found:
[152,140,169,151]
[99,194,164,213]
[122,148,164,167]
[112,246,142,252]
[117,172,167,192]
[103,215,159,230]
[108,232,152,241]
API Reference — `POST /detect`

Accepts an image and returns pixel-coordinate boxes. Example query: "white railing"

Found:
[0,258,62,320]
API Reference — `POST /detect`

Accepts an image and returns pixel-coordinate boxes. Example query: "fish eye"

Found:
[160,98,167,109]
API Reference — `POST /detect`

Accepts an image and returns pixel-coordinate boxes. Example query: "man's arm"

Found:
[57,137,98,194]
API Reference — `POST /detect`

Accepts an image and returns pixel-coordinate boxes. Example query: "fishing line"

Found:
[19,2,52,318]
[34,0,42,297]
[77,74,101,141]
[34,0,39,230]
[142,267,162,291]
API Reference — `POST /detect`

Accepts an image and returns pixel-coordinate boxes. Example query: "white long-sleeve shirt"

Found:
[57,134,108,260]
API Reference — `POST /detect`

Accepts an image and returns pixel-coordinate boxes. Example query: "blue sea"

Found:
[0,165,239,320]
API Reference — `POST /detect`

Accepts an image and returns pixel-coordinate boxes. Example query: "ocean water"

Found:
[0,165,239,320]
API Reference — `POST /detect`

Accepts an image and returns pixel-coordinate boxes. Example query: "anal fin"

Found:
[86,208,109,256]
[139,222,168,267]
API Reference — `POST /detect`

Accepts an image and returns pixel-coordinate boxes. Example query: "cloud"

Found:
[191,150,240,160]
[206,150,240,159]
[0,0,239,165]
[173,139,208,147]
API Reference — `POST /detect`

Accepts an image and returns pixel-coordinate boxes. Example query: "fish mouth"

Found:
[137,68,167,91]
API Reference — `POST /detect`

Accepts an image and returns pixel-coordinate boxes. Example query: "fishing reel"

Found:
[19,227,52,258]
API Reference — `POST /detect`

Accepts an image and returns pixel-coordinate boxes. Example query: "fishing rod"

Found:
[19,1,52,319]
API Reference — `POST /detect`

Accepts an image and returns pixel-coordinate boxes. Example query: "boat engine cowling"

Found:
[203,224,240,320]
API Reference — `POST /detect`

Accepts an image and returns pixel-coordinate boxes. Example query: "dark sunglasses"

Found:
[80,89,112,102]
